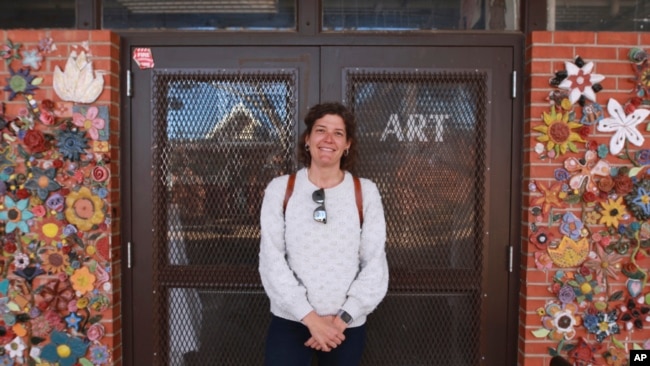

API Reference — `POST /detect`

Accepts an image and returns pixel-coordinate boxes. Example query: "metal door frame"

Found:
[120,32,523,366]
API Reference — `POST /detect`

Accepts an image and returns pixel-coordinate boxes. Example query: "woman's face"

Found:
[305,113,351,169]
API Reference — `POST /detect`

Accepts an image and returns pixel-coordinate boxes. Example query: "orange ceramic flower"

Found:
[40,246,70,274]
[70,266,96,295]
[32,216,64,245]
[604,346,627,366]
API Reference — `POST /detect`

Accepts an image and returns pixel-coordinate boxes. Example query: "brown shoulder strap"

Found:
[283,173,296,215]
[353,176,363,227]
[283,173,363,227]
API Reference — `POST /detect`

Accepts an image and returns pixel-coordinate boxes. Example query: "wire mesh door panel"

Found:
[150,69,298,365]
[346,69,489,366]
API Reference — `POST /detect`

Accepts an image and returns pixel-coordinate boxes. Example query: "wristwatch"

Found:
[337,310,353,325]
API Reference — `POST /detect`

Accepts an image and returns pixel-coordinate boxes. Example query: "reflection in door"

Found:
[347,69,488,365]
[150,70,298,364]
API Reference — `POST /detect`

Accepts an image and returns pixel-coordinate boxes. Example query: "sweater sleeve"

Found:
[258,176,314,321]
[341,180,389,320]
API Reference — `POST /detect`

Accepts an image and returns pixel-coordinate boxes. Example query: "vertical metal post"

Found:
[76,0,102,29]
[547,0,556,31]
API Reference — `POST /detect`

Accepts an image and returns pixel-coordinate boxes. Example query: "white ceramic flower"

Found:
[53,51,104,103]
[597,98,650,155]
[4,336,26,358]
[558,60,605,104]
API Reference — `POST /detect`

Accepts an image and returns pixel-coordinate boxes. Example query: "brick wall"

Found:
[522,31,650,365]
[0,30,120,365]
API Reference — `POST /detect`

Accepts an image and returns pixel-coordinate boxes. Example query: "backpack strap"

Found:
[283,173,364,227]
[353,176,363,227]
[283,173,297,215]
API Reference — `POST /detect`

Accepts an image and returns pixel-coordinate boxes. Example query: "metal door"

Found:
[123,42,521,365]
[322,46,520,365]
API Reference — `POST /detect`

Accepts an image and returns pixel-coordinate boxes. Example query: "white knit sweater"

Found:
[259,168,389,327]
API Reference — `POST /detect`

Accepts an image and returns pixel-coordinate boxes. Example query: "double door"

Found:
[123,39,522,365]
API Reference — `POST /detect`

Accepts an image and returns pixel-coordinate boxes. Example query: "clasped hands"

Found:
[302,311,348,352]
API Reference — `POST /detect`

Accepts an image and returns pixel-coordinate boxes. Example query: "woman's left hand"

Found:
[304,314,348,351]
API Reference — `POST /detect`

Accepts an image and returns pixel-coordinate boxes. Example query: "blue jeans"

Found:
[264,315,366,366]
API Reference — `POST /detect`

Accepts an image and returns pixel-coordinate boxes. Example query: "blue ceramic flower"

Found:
[41,331,89,366]
[597,143,609,159]
[631,187,650,217]
[626,180,650,221]
[0,353,14,366]
[64,311,83,331]
[57,128,89,162]
[24,166,61,200]
[559,212,583,240]
[89,344,110,364]
[570,273,601,303]
[636,149,650,165]
[583,310,620,343]
[0,196,33,233]
[13,266,44,285]
[3,66,38,100]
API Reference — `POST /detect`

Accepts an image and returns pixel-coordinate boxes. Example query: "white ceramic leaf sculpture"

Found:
[53,51,104,104]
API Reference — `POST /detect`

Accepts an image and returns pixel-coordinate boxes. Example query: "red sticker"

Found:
[133,47,154,69]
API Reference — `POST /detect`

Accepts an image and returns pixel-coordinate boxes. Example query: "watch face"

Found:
[340,311,352,324]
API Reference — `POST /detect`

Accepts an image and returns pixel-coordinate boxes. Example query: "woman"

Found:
[259,102,389,366]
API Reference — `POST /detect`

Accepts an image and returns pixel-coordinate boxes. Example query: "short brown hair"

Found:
[297,102,358,172]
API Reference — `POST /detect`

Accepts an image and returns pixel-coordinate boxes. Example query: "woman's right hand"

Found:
[302,311,346,352]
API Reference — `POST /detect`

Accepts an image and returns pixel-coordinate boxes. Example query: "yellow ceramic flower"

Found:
[584,210,602,225]
[547,236,590,268]
[534,106,585,156]
[599,197,627,228]
[33,216,64,245]
[560,98,573,111]
[70,266,96,295]
[65,187,105,231]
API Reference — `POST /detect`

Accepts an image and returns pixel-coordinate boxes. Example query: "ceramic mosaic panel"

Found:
[0,35,113,365]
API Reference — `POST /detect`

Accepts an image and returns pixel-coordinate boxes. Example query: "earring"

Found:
[344,149,349,156]
[305,144,310,151]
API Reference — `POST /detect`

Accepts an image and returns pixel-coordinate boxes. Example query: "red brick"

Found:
[641,33,650,46]
[522,269,550,283]
[90,30,115,42]
[597,60,639,76]
[597,32,639,45]
[554,32,595,45]
[529,31,553,45]
[521,283,552,297]
[6,30,48,43]
[530,45,576,60]
[529,60,553,75]
[520,355,548,366]
[577,46,619,61]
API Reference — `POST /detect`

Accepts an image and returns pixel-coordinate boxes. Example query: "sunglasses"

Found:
[312,188,327,224]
